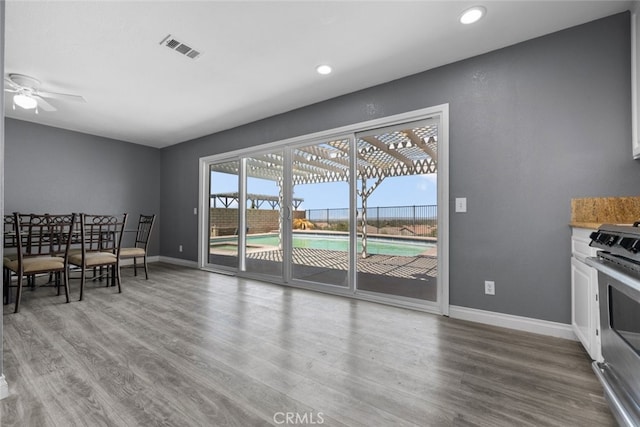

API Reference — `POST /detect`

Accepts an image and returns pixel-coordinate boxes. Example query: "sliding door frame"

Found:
[287,133,355,293]
[351,117,442,310]
[198,103,449,315]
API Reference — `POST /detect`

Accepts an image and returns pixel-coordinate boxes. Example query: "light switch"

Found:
[455,197,467,213]
[193,207,198,215]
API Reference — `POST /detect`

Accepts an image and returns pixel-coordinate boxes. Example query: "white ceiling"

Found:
[3,1,633,148]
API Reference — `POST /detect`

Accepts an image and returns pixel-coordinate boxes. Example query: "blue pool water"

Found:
[212,233,434,257]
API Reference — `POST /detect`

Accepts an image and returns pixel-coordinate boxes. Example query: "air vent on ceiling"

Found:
[159,34,203,60]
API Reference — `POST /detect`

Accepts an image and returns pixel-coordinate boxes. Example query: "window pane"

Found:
[208,161,240,269]
[244,151,284,278]
[291,138,350,287]
[355,122,438,301]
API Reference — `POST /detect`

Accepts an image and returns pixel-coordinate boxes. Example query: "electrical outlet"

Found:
[179,245,183,252]
[485,280,495,295]
[193,207,198,215]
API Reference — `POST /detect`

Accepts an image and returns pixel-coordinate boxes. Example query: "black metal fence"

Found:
[306,205,437,237]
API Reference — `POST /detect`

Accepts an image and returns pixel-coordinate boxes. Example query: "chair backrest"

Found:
[80,213,128,255]
[134,214,156,249]
[4,214,17,249]
[14,213,76,260]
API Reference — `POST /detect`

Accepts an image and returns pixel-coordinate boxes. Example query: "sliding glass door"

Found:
[208,161,240,270]
[243,150,285,279]
[354,121,439,302]
[290,137,352,289]
[202,107,447,312]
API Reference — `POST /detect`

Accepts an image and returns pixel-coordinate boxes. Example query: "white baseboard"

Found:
[449,305,577,341]
[0,375,8,400]
[156,256,198,268]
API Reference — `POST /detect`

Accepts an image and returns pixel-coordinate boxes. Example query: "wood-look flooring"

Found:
[1,263,614,426]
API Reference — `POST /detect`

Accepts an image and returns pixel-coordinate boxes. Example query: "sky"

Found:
[211,172,437,210]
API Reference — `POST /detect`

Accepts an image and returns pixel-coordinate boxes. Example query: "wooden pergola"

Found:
[210,121,438,257]
[210,192,304,210]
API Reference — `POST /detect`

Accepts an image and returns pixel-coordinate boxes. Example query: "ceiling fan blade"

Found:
[37,90,85,103]
[4,77,21,90]
[34,96,57,112]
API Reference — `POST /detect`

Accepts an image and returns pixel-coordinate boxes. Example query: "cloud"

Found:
[417,174,437,191]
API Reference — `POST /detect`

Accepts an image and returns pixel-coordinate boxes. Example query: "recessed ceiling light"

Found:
[459,6,486,25]
[316,64,332,75]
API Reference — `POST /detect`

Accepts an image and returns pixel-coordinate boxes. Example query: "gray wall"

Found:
[159,12,635,324]
[5,119,162,256]
[1,0,6,385]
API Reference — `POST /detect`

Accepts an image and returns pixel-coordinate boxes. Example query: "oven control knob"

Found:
[597,233,618,246]
[619,237,639,253]
[595,233,607,244]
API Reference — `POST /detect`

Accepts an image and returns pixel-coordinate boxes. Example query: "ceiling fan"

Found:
[4,73,85,114]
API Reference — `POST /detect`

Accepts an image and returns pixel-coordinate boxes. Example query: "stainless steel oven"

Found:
[587,224,640,426]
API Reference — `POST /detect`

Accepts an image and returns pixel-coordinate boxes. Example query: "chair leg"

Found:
[133,257,137,276]
[15,272,24,313]
[63,269,70,303]
[3,268,10,305]
[3,267,8,305]
[115,264,122,293]
[143,255,149,280]
[79,268,86,301]
[6,271,13,305]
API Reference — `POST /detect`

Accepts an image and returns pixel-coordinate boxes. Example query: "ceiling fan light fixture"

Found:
[14,93,38,109]
[459,6,486,25]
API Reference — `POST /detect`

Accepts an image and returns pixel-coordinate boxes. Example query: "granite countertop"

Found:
[570,196,640,229]
[569,221,608,229]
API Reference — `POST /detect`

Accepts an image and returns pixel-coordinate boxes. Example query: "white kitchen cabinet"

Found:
[570,227,602,362]
[632,7,640,158]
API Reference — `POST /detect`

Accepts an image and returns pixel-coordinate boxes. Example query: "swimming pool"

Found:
[211,233,435,257]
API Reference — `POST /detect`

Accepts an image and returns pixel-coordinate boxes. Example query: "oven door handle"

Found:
[592,362,640,427]
[585,257,640,295]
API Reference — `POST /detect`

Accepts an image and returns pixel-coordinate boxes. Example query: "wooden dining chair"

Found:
[68,213,127,301]
[3,214,18,305]
[4,213,76,313]
[119,214,155,279]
